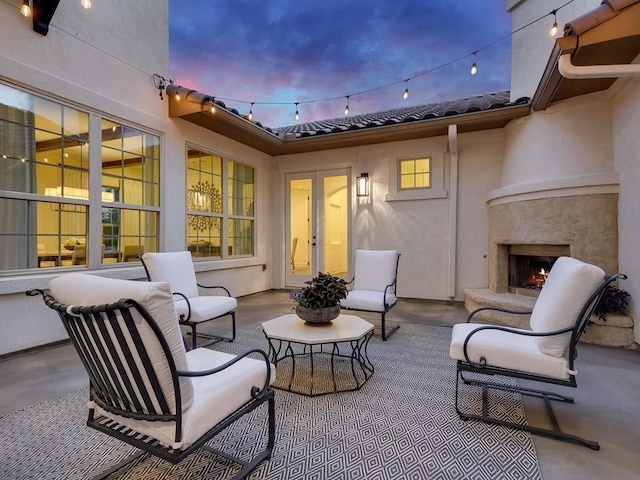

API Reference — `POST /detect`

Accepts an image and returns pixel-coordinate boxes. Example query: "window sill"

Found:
[0,257,265,295]
[385,188,448,202]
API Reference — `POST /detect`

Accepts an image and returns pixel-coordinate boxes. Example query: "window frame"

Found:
[185,145,256,260]
[385,152,448,202]
[398,156,432,191]
[0,81,161,273]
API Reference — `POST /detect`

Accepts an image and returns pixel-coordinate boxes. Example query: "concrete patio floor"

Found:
[1,289,638,479]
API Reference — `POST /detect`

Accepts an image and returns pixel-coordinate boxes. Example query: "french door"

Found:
[285,168,351,287]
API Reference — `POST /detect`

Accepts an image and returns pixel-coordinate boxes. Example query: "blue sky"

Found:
[168,1,513,128]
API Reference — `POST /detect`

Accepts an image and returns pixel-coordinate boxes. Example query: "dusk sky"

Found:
[168,1,513,128]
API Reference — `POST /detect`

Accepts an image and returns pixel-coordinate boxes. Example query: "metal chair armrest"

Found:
[173,292,191,322]
[197,283,232,296]
[178,348,272,400]
[466,306,532,323]
[462,323,575,365]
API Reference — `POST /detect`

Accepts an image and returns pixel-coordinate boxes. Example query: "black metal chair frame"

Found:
[341,252,401,341]
[27,289,275,479]
[455,273,626,450]
[141,256,236,350]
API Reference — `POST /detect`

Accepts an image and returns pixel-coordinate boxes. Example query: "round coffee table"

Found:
[261,313,374,396]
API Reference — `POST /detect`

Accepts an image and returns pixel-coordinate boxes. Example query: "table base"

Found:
[264,330,374,397]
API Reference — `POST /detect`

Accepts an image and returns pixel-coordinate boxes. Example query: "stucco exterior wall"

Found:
[611,77,640,343]
[275,129,503,302]
[502,93,614,187]
[507,0,600,101]
[0,0,275,355]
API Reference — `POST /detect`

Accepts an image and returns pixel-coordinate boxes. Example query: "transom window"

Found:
[399,157,431,190]
[0,82,159,272]
[186,148,255,259]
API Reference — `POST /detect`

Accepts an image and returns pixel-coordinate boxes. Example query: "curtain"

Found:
[0,101,37,270]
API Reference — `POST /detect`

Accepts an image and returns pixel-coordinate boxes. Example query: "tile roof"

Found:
[213,91,528,138]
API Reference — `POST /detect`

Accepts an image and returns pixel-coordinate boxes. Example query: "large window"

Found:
[0,83,159,272]
[101,120,160,263]
[186,148,254,258]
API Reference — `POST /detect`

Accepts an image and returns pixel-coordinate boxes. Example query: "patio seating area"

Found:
[1,290,638,479]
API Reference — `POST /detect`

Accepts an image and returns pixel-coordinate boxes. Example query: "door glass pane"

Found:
[322,175,348,275]
[290,178,311,276]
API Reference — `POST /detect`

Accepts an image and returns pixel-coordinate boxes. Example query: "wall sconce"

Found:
[356,173,370,197]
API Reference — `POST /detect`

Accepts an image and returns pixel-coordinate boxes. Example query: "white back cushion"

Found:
[530,256,605,357]
[353,249,399,292]
[142,251,199,299]
[48,272,194,412]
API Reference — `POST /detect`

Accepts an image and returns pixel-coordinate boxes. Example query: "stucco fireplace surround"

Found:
[464,181,635,348]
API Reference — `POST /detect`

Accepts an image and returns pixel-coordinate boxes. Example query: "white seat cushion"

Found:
[449,323,571,380]
[48,273,194,412]
[530,257,605,357]
[175,296,238,323]
[96,348,276,450]
[340,290,397,312]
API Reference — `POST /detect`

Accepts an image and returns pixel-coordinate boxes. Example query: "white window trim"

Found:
[385,152,448,201]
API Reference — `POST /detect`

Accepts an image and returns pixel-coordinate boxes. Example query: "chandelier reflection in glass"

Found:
[187,181,222,231]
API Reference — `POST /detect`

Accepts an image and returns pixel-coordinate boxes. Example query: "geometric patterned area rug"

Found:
[0,323,541,480]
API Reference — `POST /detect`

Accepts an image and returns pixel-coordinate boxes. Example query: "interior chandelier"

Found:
[187,181,222,232]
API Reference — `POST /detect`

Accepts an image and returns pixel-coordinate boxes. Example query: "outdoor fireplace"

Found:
[507,244,570,296]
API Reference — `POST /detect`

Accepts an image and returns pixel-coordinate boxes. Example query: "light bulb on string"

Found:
[21,0,31,17]
[295,103,300,121]
[403,80,409,100]
[81,0,92,9]
[248,102,254,121]
[470,52,478,75]
[550,10,558,36]
[344,96,350,116]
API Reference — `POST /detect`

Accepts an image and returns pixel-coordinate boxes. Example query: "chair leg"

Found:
[190,324,198,350]
[455,368,600,450]
[231,311,236,342]
[380,311,400,341]
[184,312,236,349]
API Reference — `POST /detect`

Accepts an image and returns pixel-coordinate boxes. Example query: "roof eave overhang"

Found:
[532,1,640,111]
[168,93,530,156]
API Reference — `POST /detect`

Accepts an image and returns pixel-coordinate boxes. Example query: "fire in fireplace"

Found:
[507,245,570,296]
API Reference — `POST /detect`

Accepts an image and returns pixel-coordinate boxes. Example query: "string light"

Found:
[81,0,92,8]
[172,1,574,122]
[248,102,254,120]
[470,52,478,75]
[550,10,558,36]
[21,0,31,17]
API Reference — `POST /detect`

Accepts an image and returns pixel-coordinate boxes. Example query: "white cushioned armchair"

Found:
[340,249,401,340]
[449,256,625,450]
[27,273,275,479]
[141,251,237,349]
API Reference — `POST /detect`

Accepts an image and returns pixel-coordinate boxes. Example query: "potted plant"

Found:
[593,285,630,321]
[289,272,348,325]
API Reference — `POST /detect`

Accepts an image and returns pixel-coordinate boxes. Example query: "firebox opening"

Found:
[507,244,570,296]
